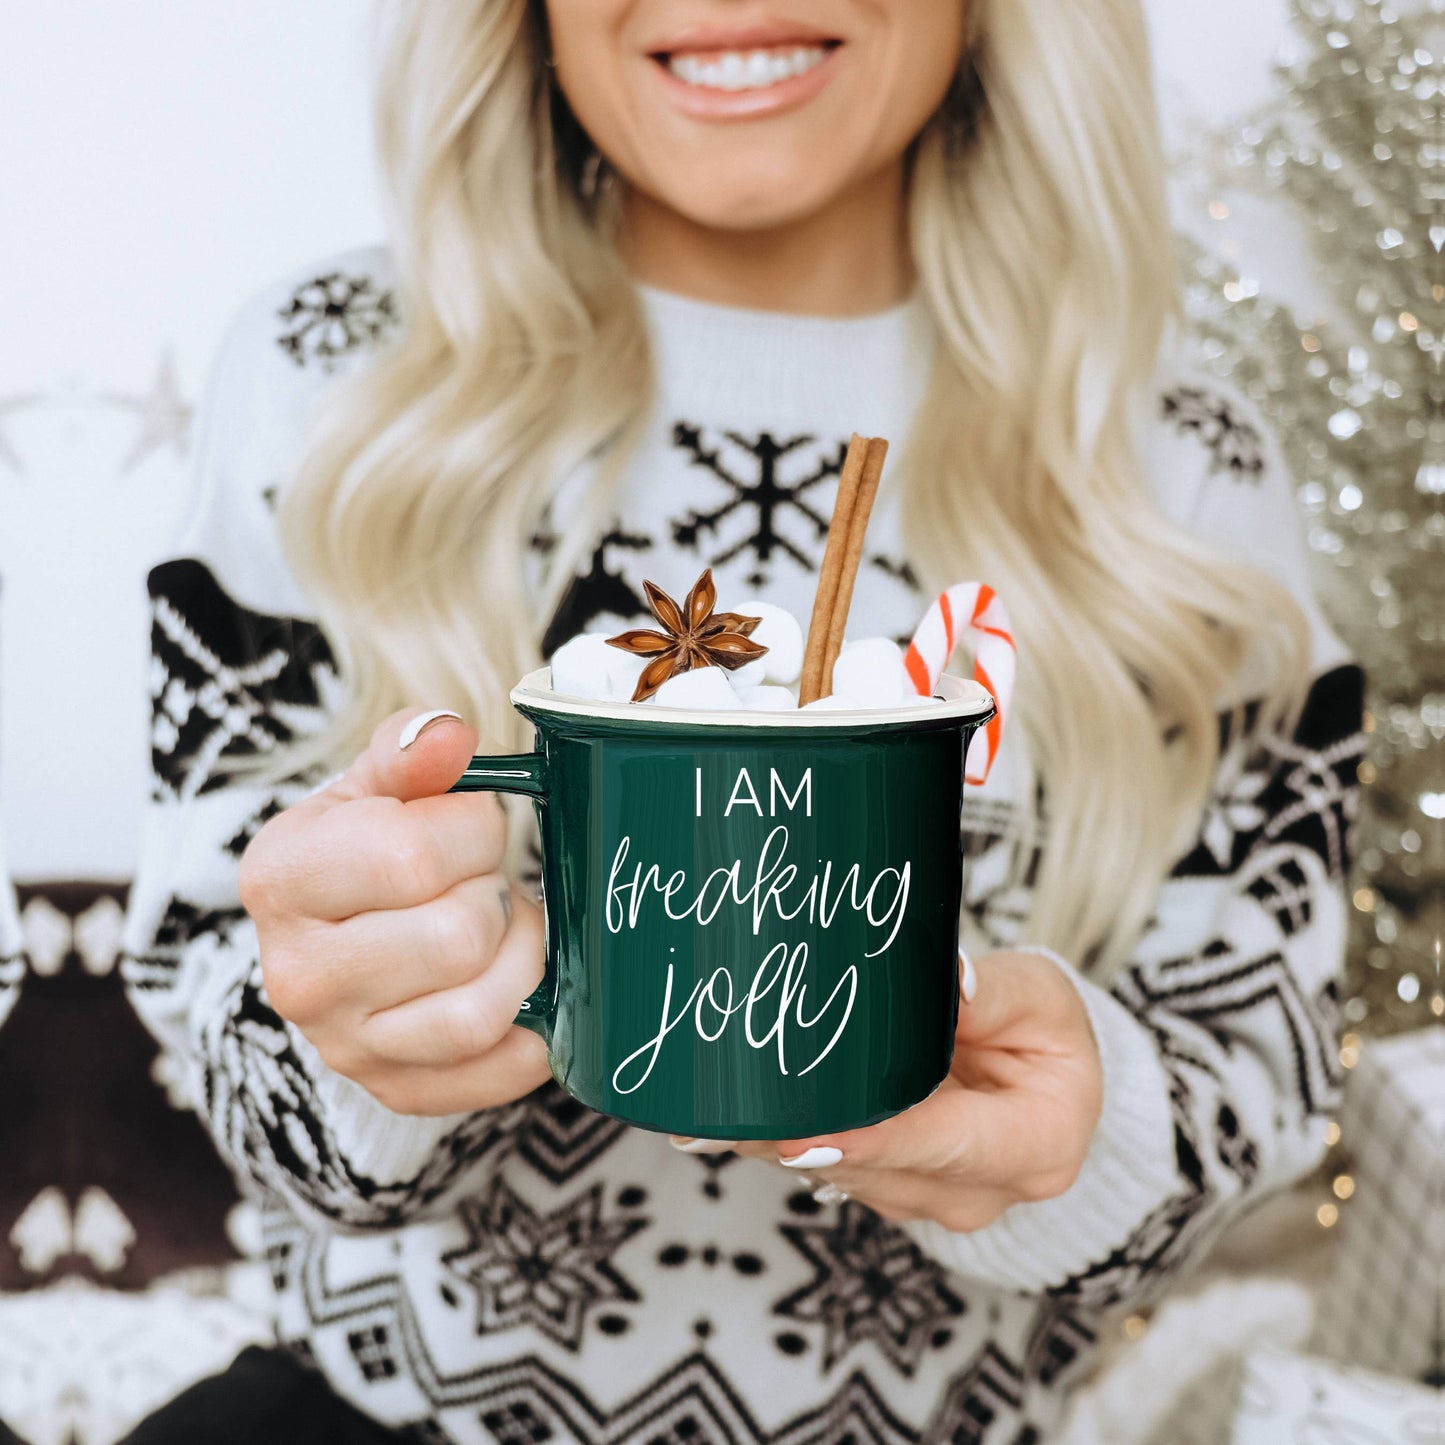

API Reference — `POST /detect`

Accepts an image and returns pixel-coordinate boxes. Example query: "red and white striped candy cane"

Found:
[904,583,1016,785]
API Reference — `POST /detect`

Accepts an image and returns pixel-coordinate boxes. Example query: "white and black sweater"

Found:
[121,248,1365,1445]
[0,838,23,1032]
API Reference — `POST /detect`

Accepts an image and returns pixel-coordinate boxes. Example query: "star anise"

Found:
[606,568,768,702]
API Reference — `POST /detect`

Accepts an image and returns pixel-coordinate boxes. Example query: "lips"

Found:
[649,20,843,57]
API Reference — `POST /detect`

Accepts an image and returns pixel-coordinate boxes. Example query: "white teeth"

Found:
[666,45,828,91]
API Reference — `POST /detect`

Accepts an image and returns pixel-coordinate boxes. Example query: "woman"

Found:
[121,1,1363,1440]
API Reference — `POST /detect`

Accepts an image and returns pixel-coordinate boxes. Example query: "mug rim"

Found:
[510,667,994,729]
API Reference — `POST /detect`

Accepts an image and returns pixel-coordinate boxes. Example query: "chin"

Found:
[648,162,847,233]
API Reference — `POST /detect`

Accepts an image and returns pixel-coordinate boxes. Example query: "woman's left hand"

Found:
[681,951,1104,1232]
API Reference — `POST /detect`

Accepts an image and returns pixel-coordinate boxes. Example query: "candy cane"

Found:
[904,583,1016,785]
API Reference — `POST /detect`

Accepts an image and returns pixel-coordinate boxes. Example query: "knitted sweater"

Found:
[0,840,22,1032]
[121,247,1365,1445]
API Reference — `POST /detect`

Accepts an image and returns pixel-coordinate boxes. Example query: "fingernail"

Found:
[669,1136,735,1155]
[779,1146,843,1170]
[398,709,463,750]
[960,949,978,1004]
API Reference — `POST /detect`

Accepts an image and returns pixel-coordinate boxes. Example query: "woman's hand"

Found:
[707,951,1104,1232]
[239,707,551,1116]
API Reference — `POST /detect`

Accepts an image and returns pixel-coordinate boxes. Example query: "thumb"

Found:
[953,950,1088,1051]
[324,707,481,806]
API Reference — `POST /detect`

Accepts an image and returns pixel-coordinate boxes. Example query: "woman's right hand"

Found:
[238,707,551,1116]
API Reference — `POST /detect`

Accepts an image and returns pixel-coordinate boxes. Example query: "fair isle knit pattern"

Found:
[0,834,25,1032]
[0,944,21,1033]
[120,247,1364,1445]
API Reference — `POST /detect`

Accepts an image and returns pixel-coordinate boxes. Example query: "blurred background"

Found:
[0,3,1439,1443]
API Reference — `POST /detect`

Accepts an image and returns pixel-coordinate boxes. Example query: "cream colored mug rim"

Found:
[510,667,993,729]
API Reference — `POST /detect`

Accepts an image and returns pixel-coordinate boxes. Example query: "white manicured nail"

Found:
[779,1146,843,1170]
[669,1136,734,1154]
[398,709,463,750]
[960,949,978,1004]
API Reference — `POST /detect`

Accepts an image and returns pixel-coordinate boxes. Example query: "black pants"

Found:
[0,1420,29,1445]
[120,1346,405,1444]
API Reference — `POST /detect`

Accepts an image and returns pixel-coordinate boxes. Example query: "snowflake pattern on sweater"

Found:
[0,947,21,1032]
[120,248,1365,1445]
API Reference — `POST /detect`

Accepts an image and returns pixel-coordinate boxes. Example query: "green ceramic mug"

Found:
[448,667,996,1140]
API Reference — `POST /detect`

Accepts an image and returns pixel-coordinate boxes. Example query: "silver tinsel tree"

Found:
[1179,0,1444,1036]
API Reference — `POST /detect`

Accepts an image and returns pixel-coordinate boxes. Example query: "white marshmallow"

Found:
[729,599,804,686]
[738,684,797,712]
[605,647,648,701]
[648,666,741,711]
[549,633,618,701]
[829,638,912,708]
[549,632,649,702]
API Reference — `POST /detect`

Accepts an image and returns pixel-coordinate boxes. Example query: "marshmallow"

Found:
[730,600,804,687]
[829,638,912,708]
[552,621,939,717]
[606,647,648,701]
[549,633,616,701]
[550,632,647,702]
[648,666,741,711]
[738,685,797,712]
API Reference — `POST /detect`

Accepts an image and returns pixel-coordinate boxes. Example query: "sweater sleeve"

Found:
[0,833,24,1032]
[908,662,1362,1302]
[119,251,526,1231]
[906,374,1364,1304]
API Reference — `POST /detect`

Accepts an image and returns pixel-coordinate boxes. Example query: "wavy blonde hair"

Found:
[249,0,1307,978]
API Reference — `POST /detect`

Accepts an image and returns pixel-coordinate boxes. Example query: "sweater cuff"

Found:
[285,1025,465,1186]
[903,946,1178,1294]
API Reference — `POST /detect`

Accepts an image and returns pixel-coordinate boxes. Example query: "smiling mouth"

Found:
[652,41,841,92]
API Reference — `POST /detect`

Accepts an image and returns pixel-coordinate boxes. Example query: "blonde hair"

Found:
[251,0,1307,978]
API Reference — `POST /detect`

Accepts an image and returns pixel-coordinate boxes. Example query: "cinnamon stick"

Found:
[799,434,870,705]
[821,436,888,695]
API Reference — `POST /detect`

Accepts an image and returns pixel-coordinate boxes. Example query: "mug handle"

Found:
[446,752,554,1041]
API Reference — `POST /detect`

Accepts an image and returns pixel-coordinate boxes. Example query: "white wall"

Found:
[0,2,379,880]
[0,2,1305,882]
